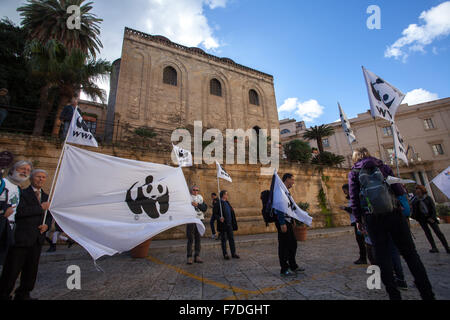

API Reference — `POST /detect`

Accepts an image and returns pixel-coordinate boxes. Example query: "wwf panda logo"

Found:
[178,149,189,160]
[125,175,169,219]
[370,78,397,109]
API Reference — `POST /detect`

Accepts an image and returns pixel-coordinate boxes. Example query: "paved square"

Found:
[25,224,450,300]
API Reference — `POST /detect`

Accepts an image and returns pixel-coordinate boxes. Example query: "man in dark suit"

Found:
[213,190,240,260]
[0,169,50,300]
[59,94,80,140]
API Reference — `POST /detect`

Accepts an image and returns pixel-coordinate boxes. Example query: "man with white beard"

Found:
[0,161,33,225]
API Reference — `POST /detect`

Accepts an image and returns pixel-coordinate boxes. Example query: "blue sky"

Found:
[2,0,450,127]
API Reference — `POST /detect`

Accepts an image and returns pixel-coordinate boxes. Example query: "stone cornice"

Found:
[124,27,274,81]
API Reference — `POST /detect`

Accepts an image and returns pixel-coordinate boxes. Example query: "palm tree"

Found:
[302,124,335,153]
[18,0,103,58]
[26,39,111,135]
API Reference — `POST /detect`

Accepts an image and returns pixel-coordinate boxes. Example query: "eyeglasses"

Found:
[193,189,199,192]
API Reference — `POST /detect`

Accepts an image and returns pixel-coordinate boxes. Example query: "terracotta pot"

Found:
[130,238,152,258]
[294,225,307,241]
[442,216,450,224]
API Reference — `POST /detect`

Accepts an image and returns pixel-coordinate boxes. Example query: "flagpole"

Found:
[42,106,77,225]
[217,177,223,218]
[391,121,401,177]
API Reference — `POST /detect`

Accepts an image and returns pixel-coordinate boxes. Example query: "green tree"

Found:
[0,18,42,108]
[302,124,335,153]
[26,39,111,135]
[284,139,312,163]
[311,151,345,167]
[18,0,103,58]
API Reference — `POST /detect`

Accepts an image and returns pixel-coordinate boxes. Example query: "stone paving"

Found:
[7,224,450,300]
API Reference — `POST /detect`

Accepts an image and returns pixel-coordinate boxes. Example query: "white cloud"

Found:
[144,0,226,50]
[385,1,450,62]
[403,88,439,105]
[278,98,324,123]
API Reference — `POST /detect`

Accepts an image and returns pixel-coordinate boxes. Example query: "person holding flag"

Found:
[271,172,312,277]
[59,94,80,140]
[213,190,239,260]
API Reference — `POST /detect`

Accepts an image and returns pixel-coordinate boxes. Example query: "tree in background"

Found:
[311,151,345,167]
[302,124,335,153]
[284,139,312,163]
[18,0,103,58]
[26,39,110,135]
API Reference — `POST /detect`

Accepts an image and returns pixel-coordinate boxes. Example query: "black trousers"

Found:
[0,241,42,299]
[186,224,201,258]
[353,224,367,260]
[220,225,236,257]
[418,220,449,251]
[275,221,298,273]
[365,210,435,300]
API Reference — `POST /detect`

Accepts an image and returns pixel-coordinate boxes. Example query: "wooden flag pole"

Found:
[42,106,77,225]
[217,176,223,218]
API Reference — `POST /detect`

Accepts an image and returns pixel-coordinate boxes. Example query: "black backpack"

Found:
[261,174,277,226]
[354,164,397,215]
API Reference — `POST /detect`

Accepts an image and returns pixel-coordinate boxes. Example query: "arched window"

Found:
[210,78,222,97]
[249,89,260,106]
[281,129,291,135]
[163,66,177,86]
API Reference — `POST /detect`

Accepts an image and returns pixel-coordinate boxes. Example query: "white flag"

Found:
[271,172,313,226]
[50,144,204,260]
[66,107,98,147]
[172,144,192,167]
[392,122,408,165]
[431,166,450,199]
[338,102,356,145]
[215,160,232,182]
[386,176,416,185]
[362,66,405,122]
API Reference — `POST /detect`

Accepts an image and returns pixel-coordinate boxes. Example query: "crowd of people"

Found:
[0,161,74,300]
[0,142,449,300]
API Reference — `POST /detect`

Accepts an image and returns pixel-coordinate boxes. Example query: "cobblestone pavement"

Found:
[18,224,450,300]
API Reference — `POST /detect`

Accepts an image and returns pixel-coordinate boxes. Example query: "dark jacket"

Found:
[348,156,404,223]
[59,105,76,122]
[213,200,238,232]
[411,195,437,223]
[14,186,51,247]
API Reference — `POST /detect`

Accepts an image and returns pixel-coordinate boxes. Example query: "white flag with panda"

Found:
[49,144,204,261]
[66,106,98,147]
[362,66,405,122]
[271,171,313,226]
[172,144,192,167]
[431,166,450,199]
[215,160,232,182]
[392,122,409,166]
[338,102,356,145]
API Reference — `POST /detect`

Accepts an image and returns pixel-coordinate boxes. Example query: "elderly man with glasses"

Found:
[186,185,207,265]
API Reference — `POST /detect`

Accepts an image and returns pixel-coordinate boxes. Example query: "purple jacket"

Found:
[348,156,405,223]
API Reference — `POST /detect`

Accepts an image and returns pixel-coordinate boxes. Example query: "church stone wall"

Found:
[1,135,351,240]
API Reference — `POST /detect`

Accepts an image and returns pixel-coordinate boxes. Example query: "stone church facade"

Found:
[108,27,280,138]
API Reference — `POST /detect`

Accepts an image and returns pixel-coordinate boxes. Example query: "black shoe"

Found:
[353,258,367,265]
[291,266,305,273]
[280,270,296,277]
[429,248,439,253]
[14,293,37,301]
[47,244,56,253]
[224,254,230,260]
[232,254,240,259]
[67,239,75,248]
[395,279,408,291]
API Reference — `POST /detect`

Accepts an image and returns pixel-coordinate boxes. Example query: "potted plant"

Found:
[436,204,450,224]
[131,238,152,258]
[293,202,310,241]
